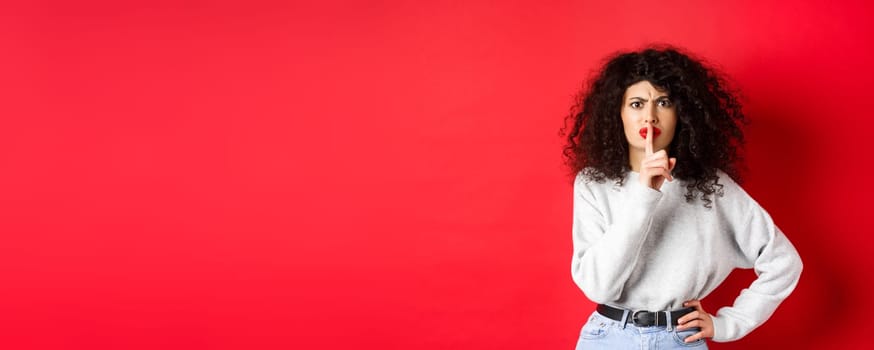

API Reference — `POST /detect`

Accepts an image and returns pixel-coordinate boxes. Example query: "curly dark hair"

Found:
[560,44,748,207]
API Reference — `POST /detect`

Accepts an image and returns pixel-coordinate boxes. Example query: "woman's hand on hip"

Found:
[677,299,714,343]
[639,123,676,190]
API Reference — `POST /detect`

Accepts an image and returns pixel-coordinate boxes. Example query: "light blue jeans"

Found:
[575,309,708,350]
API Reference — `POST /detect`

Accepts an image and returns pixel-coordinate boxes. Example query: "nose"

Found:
[644,107,659,125]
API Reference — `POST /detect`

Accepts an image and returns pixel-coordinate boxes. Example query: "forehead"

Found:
[623,80,669,99]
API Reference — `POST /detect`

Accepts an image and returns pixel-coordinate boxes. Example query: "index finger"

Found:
[645,123,654,156]
[684,300,706,315]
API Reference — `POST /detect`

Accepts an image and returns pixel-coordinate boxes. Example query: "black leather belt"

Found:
[596,304,695,327]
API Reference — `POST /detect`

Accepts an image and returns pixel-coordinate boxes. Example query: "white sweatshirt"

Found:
[571,169,803,342]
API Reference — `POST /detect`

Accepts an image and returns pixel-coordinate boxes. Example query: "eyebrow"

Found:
[628,96,670,101]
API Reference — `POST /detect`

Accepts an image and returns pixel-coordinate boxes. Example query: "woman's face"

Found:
[620,80,677,154]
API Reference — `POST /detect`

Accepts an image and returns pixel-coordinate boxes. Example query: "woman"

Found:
[560,45,803,349]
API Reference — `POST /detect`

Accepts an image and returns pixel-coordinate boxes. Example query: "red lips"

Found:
[639,127,661,139]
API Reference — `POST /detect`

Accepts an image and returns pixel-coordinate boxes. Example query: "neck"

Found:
[628,148,645,172]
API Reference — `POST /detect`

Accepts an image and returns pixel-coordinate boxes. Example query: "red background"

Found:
[1,1,872,349]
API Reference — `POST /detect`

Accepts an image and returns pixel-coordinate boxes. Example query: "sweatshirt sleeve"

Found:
[710,201,803,342]
[570,172,664,304]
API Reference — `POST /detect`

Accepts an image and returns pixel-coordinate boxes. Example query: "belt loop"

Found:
[665,310,673,331]
[619,309,630,329]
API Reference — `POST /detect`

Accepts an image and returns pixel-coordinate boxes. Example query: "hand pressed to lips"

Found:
[638,123,677,190]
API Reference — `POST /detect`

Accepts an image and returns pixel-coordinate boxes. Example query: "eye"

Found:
[658,99,673,107]
[630,101,642,108]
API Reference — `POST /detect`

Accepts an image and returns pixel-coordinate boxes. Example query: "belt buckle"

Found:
[631,310,649,326]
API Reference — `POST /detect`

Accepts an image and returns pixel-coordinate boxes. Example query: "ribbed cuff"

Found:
[710,315,730,342]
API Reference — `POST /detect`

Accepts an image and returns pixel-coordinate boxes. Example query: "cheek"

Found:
[619,111,629,125]
[662,114,678,133]
[664,124,678,145]
[621,111,638,130]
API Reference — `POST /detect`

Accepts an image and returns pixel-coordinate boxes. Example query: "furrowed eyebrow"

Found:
[628,96,670,101]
